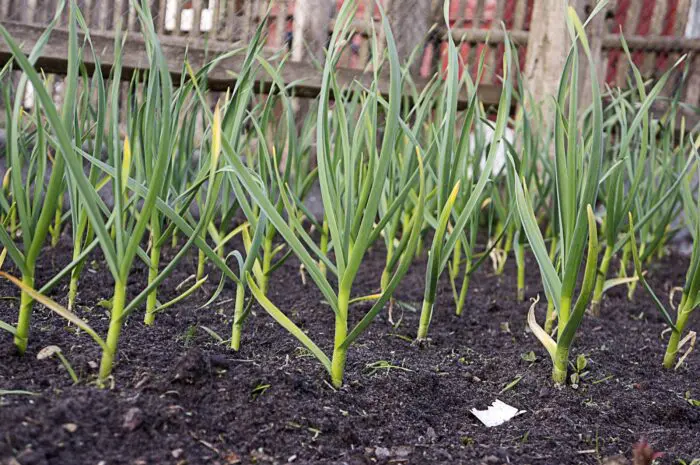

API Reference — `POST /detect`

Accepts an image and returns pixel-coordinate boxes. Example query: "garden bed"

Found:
[1,238,698,465]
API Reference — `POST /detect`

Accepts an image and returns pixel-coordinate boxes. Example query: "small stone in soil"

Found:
[122,407,144,432]
[62,423,78,433]
[375,446,391,459]
[223,451,241,464]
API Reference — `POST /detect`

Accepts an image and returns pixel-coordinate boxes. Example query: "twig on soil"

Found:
[0,389,39,396]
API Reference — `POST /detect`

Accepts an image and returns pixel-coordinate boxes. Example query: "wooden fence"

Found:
[1,0,700,120]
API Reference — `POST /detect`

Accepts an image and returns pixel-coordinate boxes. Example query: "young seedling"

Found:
[447,50,520,314]
[379,75,440,308]
[0,270,107,383]
[37,345,79,384]
[65,62,108,312]
[416,9,513,339]
[229,0,426,387]
[622,100,691,302]
[510,7,603,384]
[590,38,686,315]
[0,0,231,383]
[628,148,700,368]
[0,1,75,353]
[225,61,318,350]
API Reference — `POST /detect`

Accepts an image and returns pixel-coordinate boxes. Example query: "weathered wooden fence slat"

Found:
[0,21,501,108]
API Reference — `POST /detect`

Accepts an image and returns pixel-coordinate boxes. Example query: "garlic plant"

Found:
[0,0,695,388]
[416,6,514,340]
[511,8,604,384]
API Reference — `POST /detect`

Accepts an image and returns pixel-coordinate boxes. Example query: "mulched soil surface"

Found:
[0,236,698,465]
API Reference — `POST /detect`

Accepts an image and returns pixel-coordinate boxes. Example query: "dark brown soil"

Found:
[0,235,698,465]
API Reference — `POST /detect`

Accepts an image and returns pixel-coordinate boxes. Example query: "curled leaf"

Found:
[37,345,62,360]
[527,295,556,359]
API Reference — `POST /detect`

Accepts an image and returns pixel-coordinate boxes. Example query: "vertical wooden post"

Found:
[113,0,124,31]
[156,0,168,34]
[25,0,38,23]
[174,0,186,36]
[127,0,138,31]
[242,0,253,42]
[230,0,239,40]
[211,0,222,38]
[292,0,333,65]
[0,0,11,20]
[387,0,434,76]
[84,0,94,28]
[274,0,288,50]
[191,0,204,36]
[98,0,110,31]
[292,0,333,142]
[523,0,571,126]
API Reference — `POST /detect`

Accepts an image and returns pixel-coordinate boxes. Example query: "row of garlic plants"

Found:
[0,0,697,387]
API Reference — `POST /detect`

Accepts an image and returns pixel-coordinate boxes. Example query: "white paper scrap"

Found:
[470,399,526,427]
